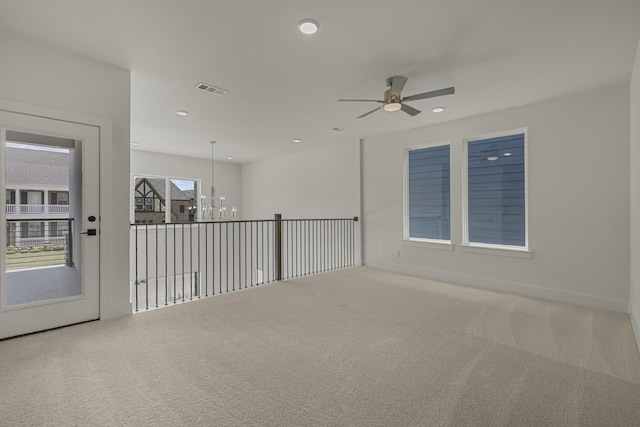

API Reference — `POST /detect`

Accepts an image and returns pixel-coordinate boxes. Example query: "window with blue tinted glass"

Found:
[408,145,450,240]
[467,133,525,247]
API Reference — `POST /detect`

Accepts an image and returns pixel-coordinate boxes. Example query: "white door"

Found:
[0,111,100,339]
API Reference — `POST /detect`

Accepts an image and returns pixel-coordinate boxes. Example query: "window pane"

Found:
[408,145,450,240]
[170,179,197,223]
[132,176,197,224]
[134,177,167,223]
[467,133,525,246]
[28,222,43,238]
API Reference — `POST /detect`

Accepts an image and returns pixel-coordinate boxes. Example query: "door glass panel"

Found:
[4,136,81,307]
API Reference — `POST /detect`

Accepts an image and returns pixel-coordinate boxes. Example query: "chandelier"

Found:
[201,141,236,221]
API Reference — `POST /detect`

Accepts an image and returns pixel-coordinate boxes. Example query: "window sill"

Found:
[459,244,532,259]
[402,239,454,251]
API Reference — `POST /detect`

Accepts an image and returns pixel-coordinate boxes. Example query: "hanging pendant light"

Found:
[200,141,218,221]
[201,140,234,221]
[210,141,216,214]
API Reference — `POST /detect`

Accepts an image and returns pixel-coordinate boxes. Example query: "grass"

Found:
[6,251,66,269]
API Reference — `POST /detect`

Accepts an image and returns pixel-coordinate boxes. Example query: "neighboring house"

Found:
[134,178,196,223]
[5,146,71,247]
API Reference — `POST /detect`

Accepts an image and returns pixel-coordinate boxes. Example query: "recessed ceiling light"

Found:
[298,19,319,35]
[293,139,302,144]
[432,107,445,113]
[504,152,512,157]
[487,156,499,161]
[227,157,233,160]
[176,110,189,116]
[130,141,139,146]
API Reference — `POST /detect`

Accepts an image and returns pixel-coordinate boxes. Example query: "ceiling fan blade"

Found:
[403,86,455,102]
[357,106,382,119]
[338,99,384,103]
[389,75,408,94]
[400,103,421,116]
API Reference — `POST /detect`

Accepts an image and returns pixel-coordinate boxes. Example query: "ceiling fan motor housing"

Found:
[384,89,400,104]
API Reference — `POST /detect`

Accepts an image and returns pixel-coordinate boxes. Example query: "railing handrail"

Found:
[282,217,358,222]
[129,217,358,227]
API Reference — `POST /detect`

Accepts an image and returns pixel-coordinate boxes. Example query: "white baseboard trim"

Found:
[364,260,628,313]
[630,302,640,355]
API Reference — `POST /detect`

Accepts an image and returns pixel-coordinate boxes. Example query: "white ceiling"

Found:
[1,0,639,163]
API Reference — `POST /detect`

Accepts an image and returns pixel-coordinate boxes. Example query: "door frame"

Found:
[0,112,101,338]
[0,98,131,333]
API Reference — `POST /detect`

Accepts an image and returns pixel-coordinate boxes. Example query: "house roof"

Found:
[182,189,196,201]
[5,147,69,186]
[135,178,191,202]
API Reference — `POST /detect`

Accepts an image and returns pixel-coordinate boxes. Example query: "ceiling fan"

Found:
[338,76,455,118]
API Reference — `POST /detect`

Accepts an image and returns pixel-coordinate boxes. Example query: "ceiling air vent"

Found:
[196,82,228,96]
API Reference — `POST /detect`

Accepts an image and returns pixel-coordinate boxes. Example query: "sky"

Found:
[171,179,195,191]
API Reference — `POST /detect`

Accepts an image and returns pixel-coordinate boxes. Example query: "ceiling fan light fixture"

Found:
[338,76,455,118]
[384,102,402,112]
[297,19,319,35]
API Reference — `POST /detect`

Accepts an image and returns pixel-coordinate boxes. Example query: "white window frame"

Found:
[462,128,529,255]
[130,174,201,224]
[404,140,453,248]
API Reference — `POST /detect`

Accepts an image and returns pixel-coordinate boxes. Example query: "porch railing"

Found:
[5,204,69,214]
[48,205,70,214]
[19,204,45,214]
[16,236,66,247]
[130,215,358,312]
[5,218,74,269]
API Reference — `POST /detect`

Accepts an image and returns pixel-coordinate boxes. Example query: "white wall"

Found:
[0,35,131,319]
[241,141,361,220]
[363,84,630,311]
[131,150,242,219]
[630,40,640,349]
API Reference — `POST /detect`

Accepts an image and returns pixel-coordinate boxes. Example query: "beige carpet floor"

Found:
[1,267,640,426]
